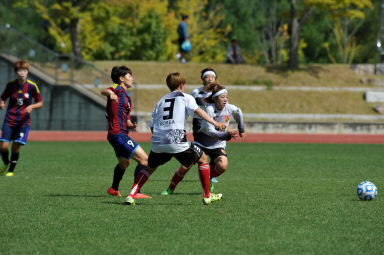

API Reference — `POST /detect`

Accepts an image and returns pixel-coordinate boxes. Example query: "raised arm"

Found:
[195,107,226,131]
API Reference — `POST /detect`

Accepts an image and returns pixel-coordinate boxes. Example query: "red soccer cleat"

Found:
[135,193,152,199]
[107,187,122,197]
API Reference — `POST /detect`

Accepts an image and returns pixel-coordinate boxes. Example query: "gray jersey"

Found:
[150,91,198,153]
[195,103,244,149]
[190,86,211,119]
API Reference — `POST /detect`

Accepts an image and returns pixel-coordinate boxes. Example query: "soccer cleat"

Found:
[0,163,10,175]
[5,172,14,177]
[125,195,136,205]
[107,187,122,197]
[211,177,218,183]
[135,193,152,199]
[160,188,174,195]
[209,180,214,192]
[203,193,222,205]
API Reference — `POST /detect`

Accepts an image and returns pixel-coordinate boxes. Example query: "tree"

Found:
[33,0,101,60]
[308,0,373,63]
[254,0,290,64]
[173,0,230,62]
[288,0,314,69]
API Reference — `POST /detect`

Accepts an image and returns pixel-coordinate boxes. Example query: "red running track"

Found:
[26,131,384,144]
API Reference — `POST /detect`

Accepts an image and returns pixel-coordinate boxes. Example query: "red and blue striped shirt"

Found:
[106,84,132,135]
[1,79,42,127]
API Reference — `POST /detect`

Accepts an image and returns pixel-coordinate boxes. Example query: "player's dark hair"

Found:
[111,66,132,84]
[13,60,29,72]
[182,15,189,20]
[200,67,217,81]
[166,72,186,91]
[205,83,226,104]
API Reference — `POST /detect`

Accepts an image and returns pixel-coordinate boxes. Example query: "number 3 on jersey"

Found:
[163,98,175,120]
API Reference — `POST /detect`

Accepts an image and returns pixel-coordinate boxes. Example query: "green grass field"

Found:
[1,142,383,254]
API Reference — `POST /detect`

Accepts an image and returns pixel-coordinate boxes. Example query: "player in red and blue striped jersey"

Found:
[0,60,43,176]
[101,66,150,198]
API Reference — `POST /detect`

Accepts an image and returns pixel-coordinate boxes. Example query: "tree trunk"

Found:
[289,0,299,69]
[69,18,83,60]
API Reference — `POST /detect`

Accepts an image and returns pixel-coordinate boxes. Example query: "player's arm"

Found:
[195,107,226,131]
[0,84,10,110]
[127,119,137,131]
[25,101,43,114]
[231,105,246,142]
[101,88,118,102]
[0,100,5,110]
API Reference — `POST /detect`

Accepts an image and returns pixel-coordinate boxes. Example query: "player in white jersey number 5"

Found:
[124,72,226,205]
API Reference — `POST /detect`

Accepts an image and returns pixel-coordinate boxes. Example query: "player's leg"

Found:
[174,144,222,204]
[6,142,22,176]
[0,141,10,175]
[107,134,137,197]
[161,164,190,195]
[130,146,151,198]
[208,148,228,190]
[0,124,12,175]
[6,125,29,176]
[125,151,171,205]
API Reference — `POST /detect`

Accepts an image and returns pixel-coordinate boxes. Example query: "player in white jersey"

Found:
[124,73,226,205]
[160,83,245,194]
[190,68,216,139]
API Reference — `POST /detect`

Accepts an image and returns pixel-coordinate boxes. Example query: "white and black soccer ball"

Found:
[357,181,377,200]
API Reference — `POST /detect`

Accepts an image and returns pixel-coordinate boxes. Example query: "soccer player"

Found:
[101,66,150,199]
[0,60,43,176]
[124,72,226,205]
[160,83,245,194]
[160,68,218,194]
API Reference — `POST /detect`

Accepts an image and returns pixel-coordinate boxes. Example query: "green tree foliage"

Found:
[307,0,374,63]
[130,9,167,60]
[0,0,54,48]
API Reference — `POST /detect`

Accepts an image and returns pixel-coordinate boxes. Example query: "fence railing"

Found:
[0,24,110,87]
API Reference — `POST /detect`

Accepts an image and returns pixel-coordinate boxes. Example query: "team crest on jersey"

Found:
[24,93,29,98]
[166,129,186,144]
[18,90,22,94]
[224,115,230,122]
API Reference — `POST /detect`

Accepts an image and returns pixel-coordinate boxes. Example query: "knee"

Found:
[119,159,130,170]
[216,157,228,172]
[198,153,208,164]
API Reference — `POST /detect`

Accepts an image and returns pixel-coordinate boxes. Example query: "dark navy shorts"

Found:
[108,133,139,160]
[0,123,30,145]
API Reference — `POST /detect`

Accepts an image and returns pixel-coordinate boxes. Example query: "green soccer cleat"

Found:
[5,172,14,177]
[209,180,214,192]
[0,163,10,175]
[160,188,174,195]
[203,193,222,205]
[125,195,136,205]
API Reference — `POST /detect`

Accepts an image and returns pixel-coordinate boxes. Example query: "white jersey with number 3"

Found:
[150,91,198,153]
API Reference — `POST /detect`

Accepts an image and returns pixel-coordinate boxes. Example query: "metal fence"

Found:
[0,23,110,87]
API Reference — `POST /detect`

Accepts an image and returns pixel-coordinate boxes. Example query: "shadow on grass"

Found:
[264,64,326,79]
[45,194,106,198]
[101,201,187,206]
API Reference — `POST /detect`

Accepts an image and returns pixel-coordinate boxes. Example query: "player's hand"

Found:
[0,101,5,110]
[25,105,33,114]
[128,122,138,131]
[110,93,118,102]
[214,122,226,131]
[228,130,239,140]
[239,132,246,142]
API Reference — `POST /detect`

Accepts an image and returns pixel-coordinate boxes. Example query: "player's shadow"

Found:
[101,201,187,206]
[45,194,106,198]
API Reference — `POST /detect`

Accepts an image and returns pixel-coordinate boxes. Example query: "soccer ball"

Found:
[357,181,377,200]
